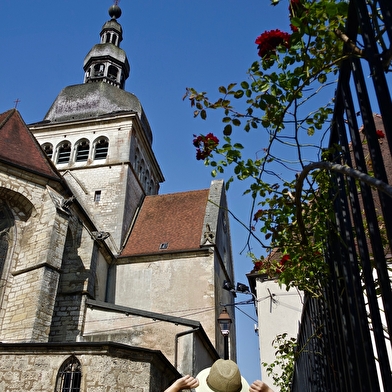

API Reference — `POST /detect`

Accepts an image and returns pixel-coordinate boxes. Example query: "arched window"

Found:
[93,63,105,77]
[57,142,72,164]
[134,148,140,171]
[145,169,150,189]
[55,356,81,392]
[0,202,13,286]
[75,140,90,162]
[139,160,145,181]
[108,65,118,81]
[94,137,109,160]
[42,143,53,159]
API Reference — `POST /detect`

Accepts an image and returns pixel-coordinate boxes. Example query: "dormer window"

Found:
[57,142,71,164]
[94,137,109,160]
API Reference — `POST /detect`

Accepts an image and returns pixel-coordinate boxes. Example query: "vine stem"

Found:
[295,161,392,244]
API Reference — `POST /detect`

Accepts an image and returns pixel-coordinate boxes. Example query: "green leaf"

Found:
[223,124,232,136]
[234,90,244,99]
[317,73,327,83]
[219,86,227,94]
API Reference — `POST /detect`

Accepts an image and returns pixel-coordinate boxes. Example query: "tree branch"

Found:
[295,161,392,244]
[335,29,365,58]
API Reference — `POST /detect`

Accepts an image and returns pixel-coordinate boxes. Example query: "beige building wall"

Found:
[249,275,303,391]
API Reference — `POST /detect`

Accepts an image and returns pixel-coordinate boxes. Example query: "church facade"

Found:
[0,5,236,391]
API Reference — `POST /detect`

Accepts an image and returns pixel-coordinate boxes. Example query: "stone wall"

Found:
[0,173,69,342]
[30,114,164,254]
[0,342,180,392]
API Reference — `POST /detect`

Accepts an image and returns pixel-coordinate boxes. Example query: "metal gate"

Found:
[291,0,392,391]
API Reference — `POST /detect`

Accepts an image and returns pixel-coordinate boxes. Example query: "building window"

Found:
[134,148,140,171]
[0,202,12,289]
[57,142,72,164]
[94,63,105,77]
[94,137,109,160]
[94,190,101,202]
[108,65,118,80]
[75,140,90,162]
[139,160,145,181]
[55,356,81,392]
[42,143,53,159]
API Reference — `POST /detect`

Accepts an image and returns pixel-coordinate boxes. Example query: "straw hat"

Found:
[195,359,249,392]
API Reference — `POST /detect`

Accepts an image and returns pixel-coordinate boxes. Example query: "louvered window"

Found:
[76,140,90,162]
[57,142,71,164]
[42,143,53,159]
[94,138,109,160]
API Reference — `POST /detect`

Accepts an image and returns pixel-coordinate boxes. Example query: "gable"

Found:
[0,109,60,180]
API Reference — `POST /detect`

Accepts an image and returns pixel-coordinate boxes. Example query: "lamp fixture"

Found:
[236,282,250,293]
[217,307,232,359]
[217,307,232,336]
[222,280,257,303]
[223,280,237,297]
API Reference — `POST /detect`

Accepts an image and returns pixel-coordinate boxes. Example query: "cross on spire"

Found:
[114,0,120,5]
[14,98,21,108]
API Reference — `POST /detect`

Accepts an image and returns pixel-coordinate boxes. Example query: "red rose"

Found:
[254,260,264,271]
[255,30,291,59]
[193,133,219,160]
[376,129,385,139]
[276,254,290,273]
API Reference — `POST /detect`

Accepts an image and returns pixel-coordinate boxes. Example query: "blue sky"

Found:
[1,0,305,383]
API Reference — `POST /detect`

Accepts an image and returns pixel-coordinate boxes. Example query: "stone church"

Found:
[0,4,236,391]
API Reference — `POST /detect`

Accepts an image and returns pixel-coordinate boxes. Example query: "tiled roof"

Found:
[0,109,60,180]
[121,189,210,256]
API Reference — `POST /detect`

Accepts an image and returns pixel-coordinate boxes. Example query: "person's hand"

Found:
[164,375,199,392]
[249,380,274,392]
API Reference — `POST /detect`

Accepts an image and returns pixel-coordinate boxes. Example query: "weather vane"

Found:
[114,0,120,5]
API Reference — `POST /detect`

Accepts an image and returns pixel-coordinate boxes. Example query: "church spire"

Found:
[83,3,130,89]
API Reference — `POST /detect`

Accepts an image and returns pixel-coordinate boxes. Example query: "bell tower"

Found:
[29,4,164,254]
[83,4,129,89]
